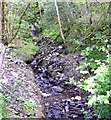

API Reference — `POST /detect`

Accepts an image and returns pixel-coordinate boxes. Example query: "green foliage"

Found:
[24,100,37,114]
[40,2,110,54]
[93,104,110,119]
[10,19,39,61]
[0,83,10,119]
[7,2,40,61]
[81,45,108,74]
[80,51,111,118]
[12,40,39,61]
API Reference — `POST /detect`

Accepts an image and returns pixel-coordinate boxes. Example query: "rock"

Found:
[45,102,50,106]
[52,92,59,96]
[20,113,24,117]
[52,109,61,116]
[11,71,18,78]
[75,96,81,101]
[49,79,55,84]
[69,107,81,111]
[26,113,31,117]
[52,52,59,56]
[14,58,23,64]
[52,86,63,93]
[70,101,75,106]
[30,59,37,65]
[14,111,20,115]
[54,106,62,110]
[48,65,53,71]
[48,112,53,118]
[41,92,52,97]
[44,84,52,88]
[93,114,98,118]
[69,114,78,118]
[75,111,83,115]
[76,104,83,108]
[58,46,63,49]
[88,116,93,119]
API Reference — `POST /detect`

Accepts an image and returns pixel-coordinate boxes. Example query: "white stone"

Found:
[11,71,18,78]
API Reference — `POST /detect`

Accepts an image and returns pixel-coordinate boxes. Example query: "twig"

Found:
[97,107,102,120]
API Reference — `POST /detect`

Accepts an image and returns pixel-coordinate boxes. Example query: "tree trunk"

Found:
[1,0,7,45]
[0,1,2,43]
[55,0,65,40]
[0,0,6,71]
[109,2,111,36]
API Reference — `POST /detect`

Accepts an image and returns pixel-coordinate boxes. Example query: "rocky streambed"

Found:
[28,36,100,119]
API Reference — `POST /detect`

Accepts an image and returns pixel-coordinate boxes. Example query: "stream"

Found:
[28,24,100,119]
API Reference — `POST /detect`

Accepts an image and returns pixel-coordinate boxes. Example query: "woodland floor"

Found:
[1,48,43,118]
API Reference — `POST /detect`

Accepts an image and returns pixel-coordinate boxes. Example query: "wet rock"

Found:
[30,59,37,65]
[11,71,18,78]
[52,52,59,56]
[49,79,56,84]
[76,104,83,108]
[45,102,50,106]
[52,92,59,96]
[52,109,61,116]
[44,84,52,88]
[48,112,53,118]
[52,86,63,93]
[75,111,83,115]
[69,114,78,119]
[20,113,24,117]
[41,92,52,97]
[69,107,81,111]
[68,114,78,119]
[93,114,98,118]
[75,96,81,101]
[14,111,20,115]
[26,113,31,117]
